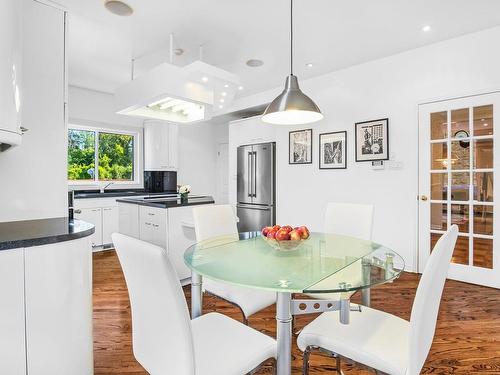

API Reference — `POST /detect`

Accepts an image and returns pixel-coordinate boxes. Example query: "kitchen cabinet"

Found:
[75,208,102,247]
[139,205,167,248]
[0,249,26,375]
[167,206,197,280]
[102,206,119,245]
[144,120,178,171]
[0,0,23,149]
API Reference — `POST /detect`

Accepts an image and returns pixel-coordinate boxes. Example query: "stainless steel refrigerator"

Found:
[236,142,276,232]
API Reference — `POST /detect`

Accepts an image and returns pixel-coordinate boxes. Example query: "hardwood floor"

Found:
[93,250,500,374]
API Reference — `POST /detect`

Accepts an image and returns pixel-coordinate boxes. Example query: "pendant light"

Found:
[262,0,323,125]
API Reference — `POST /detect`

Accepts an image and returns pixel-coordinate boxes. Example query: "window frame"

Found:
[67,124,142,188]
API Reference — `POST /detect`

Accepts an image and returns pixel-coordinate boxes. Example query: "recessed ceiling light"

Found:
[422,25,431,32]
[220,99,225,103]
[221,92,227,97]
[224,84,229,88]
[238,86,243,91]
[484,123,489,126]
[104,0,133,16]
[246,59,264,67]
[306,63,314,68]
[201,76,208,82]
[218,105,223,109]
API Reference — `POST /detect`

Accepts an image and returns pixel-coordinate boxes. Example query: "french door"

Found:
[418,92,500,288]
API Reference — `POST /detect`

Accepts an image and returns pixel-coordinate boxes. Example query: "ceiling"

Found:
[62,0,500,98]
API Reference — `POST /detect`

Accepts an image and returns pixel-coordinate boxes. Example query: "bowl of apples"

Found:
[261,224,310,251]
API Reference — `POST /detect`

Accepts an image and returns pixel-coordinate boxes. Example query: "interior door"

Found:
[418,92,500,288]
[252,143,275,205]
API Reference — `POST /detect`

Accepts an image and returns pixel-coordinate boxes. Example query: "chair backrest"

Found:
[324,202,374,240]
[112,233,195,375]
[192,204,239,242]
[407,225,458,374]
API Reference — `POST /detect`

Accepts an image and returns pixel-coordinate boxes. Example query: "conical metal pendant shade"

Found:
[262,0,323,125]
[262,75,323,125]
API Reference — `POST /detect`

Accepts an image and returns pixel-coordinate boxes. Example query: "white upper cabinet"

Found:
[0,0,23,149]
[144,120,178,171]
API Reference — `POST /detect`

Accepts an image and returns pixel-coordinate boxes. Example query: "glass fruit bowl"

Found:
[262,236,306,251]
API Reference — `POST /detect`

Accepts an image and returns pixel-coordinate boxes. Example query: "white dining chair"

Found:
[297,225,459,375]
[112,233,277,375]
[305,202,374,303]
[192,204,276,324]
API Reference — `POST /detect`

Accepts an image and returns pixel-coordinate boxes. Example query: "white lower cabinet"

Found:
[24,238,93,375]
[102,206,119,245]
[119,203,212,281]
[0,238,93,375]
[75,207,102,247]
[0,250,26,375]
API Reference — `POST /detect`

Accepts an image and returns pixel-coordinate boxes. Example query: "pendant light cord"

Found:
[290,0,294,75]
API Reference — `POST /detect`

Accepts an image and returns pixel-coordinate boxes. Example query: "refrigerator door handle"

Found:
[252,151,257,197]
[247,151,252,198]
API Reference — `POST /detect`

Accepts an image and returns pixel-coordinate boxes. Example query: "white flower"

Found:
[179,185,191,194]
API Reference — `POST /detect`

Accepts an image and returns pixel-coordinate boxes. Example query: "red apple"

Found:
[267,230,277,239]
[272,225,281,231]
[289,229,302,241]
[282,225,293,233]
[261,226,273,237]
[275,229,291,241]
[299,226,310,239]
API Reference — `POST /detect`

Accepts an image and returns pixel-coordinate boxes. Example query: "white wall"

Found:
[0,0,67,222]
[228,26,500,271]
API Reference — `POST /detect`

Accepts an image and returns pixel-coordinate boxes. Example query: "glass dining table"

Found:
[184,231,404,375]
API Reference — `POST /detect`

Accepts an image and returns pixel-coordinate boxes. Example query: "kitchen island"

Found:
[0,217,94,375]
[117,195,214,282]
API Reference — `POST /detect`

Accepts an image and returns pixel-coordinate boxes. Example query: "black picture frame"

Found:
[319,131,347,169]
[355,118,389,162]
[289,129,313,164]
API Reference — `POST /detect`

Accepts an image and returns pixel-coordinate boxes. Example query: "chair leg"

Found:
[303,346,312,375]
[335,355,343,375]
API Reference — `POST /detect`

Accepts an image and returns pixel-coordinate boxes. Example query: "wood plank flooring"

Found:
[93,250,500,374]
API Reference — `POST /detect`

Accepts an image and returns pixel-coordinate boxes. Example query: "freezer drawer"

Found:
[236,204,275,232]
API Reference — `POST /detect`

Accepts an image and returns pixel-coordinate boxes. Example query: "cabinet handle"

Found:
[152,224,159,228]
[148,213,155,216]
[74,209,82,214]
[145,222,152,226]
[103,208,113,211]
[92,209,100,212]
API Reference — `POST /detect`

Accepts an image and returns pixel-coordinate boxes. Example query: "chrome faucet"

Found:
[100,182,114,194]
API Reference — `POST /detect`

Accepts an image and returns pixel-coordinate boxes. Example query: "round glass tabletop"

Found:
[184,231,404,293]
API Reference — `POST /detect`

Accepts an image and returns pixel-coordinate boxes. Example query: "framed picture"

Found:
[319,131,347,169]
[289,129,312,164]
[355,118,389,162]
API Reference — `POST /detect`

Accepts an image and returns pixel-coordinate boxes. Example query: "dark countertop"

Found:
[116,195,215,208]
[74,189,177,199]
[0,217,95,251]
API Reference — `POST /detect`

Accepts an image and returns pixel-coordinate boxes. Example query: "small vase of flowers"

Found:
[178,184,191,203]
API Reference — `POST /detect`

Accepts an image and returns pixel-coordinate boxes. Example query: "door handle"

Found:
[420,195,428,201]
[248,152,252,197]
[252,151,257,197]
[74,209,82,214]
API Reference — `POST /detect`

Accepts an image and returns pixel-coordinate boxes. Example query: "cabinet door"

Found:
[0,249,26,375]
[118,203,139,238]
[75,208,102,247]
[102,206,119,245]
[144,121,178,170]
